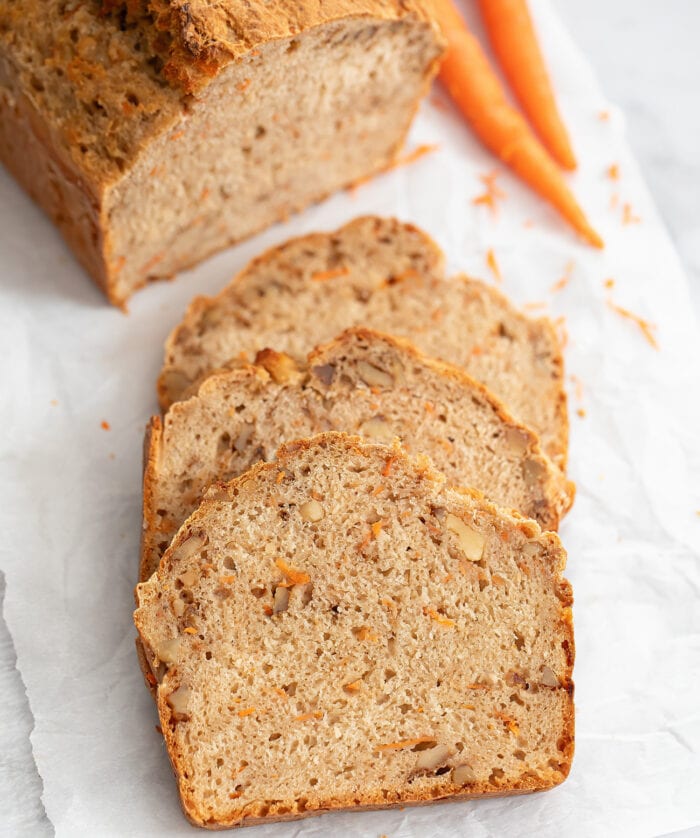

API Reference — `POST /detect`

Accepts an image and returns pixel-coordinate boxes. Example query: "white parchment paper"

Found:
[1,1,699,834]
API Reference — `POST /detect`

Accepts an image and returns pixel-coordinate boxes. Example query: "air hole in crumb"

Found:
[255,125,266,138]
[309,778,318,786]
[269,733,281,741]
[251,586,266,598]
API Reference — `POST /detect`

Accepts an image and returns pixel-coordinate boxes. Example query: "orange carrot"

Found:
[430,0,603,248]
[478,0,576,170]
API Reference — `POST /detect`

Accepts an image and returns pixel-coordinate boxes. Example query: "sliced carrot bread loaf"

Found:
[0,4,442,304]
[158,217,568,468]
[142,328,573,581]
[135,432,575,829]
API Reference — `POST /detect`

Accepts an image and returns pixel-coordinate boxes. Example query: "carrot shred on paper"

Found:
[604,278,615,290]
[606,163,620,181]
[100,420,111,431]
[348,144,438,192]
[569,374,584,401]
[473,170,506,214]
[550,260,575,293]
[598,110,610,122]
[606,299,658,349]
[486,248,502,282]
[622,203,641,225]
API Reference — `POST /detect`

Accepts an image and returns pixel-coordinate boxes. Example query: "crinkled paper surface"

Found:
[1,1,699,834]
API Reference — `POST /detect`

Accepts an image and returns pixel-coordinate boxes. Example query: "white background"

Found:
[1,1,699,835]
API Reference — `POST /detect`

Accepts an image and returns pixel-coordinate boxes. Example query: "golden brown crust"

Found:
[103,0,442,93]
[136,432,575,829]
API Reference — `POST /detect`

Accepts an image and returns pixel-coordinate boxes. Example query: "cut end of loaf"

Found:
[135,432,574,828]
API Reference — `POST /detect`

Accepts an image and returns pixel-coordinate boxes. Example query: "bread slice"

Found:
[135,432,574,829]
[158,217,568,468]
[142,327,573,581]
[0,4,442,304]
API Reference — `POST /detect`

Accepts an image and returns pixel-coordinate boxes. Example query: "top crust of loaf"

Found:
[101,0,442,93]
[0,3,441,188]
[135,432,574,828]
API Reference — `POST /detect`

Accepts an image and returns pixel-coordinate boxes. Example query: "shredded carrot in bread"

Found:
[170,130,185,141]
[236,78,251,92]
[276,471,285,484]
[141,251,165,274]
[183,627,197,635]
[493,711,520,735]
[486,248,502,283]
[344,680,362,693]
[462,704,475,711]
[371,484,386,497]
[465,683,489,690]
[443,573,453,583]
[382,456,396,477]
[219,575,236,584]
[607,163,620,181]
[622,202,641,225]
[424,400,435,414]
[111,255,126,275]
[312,266,350,282]
[606,300,658,348]
[354,626,379,642]
[237,707,257,718]
[272,687,288,699]
[100,420,110,431]
[423,607,456,629]
[274,558,310,586]
[146,672,157,687]
[375,736,435,752]
[380,597,397,612]
[371,521,384,539]
[294,711,323,722]
[198,186,210,201]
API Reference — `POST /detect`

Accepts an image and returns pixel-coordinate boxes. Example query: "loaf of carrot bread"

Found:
[0,2,442,305]
[135,432,574,829]
[141,327,573,580]
[159,216,569,468]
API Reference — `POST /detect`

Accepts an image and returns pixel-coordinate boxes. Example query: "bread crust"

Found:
[103,0,442,93]
[135,432,575,829]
